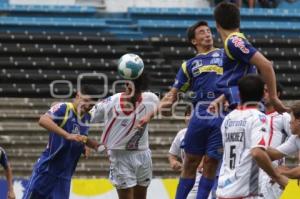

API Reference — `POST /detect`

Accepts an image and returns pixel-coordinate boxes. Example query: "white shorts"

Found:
[108,149,152,189]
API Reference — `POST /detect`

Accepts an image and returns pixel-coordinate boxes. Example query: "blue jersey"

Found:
[216,32,257,106]
[173,48,223,108]
[0,147,8,169]
[34,102,90,180]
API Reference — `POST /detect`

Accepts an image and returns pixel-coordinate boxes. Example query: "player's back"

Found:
[173,48,223,107]
[216,32,257,106]
[217,108,269,198]
[36,103,90,180]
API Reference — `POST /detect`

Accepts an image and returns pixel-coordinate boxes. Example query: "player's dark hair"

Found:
[187,21,209,43]
[238,75,264,104]
[214,2,240,30]
[132,72,148,93]
[79,84,100,101]
[276,82,283,99]
[185,105,192,116]
[291,102,300,119]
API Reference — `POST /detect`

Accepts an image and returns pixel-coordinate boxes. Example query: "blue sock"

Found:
[175,177,195,199]
[211,175,219,199]
[196,176,215,199]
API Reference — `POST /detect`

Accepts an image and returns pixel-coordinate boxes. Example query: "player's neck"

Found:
[239,103,259,110]
[197,46,215,54]
[220,28,240,42]
[265,106,276,114]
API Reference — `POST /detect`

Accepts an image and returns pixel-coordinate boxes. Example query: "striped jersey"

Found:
[90,92,159,150]
[259,112,291,199]
[217,107,269,198]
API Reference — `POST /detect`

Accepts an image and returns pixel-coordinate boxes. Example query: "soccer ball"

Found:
[118,53,144,80]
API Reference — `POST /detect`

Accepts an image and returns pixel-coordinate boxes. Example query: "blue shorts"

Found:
[183,110,223,160]
[23,171,71,199]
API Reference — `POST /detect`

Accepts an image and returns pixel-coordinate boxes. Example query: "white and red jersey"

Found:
[267,111,291,149]
[90,92,159,150]
[259,111,292,199]
[217,108,269,198]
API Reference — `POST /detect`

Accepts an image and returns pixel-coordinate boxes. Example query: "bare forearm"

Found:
[266,147,285,161]
[251,148,279,179]
[281,167,300,179]
[260,64,276,98]
[5,166,14,191]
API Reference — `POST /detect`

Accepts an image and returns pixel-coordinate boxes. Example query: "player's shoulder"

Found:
[142,92,159,102]
[227,32,249,44]
[225,32,252,56]
[48,102,68,113]
[282,112,291,120]
[101,93,120,104]
[248,109,268,125]
[176,128,187,138]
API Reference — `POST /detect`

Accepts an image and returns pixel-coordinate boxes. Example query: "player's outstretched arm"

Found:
[38,114,85,143]
[277,166,300,179]
[265,147,285,161]
[250,52,290,113]
[251,147,288,188]
[5,164,15,199]
[137,88,178,128]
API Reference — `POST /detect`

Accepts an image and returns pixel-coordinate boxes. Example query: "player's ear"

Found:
[215,23,221,32]
[191,38,197,46]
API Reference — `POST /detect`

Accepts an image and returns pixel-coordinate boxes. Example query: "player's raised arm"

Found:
[39,104,85,143]
[265,147,286,161]
[137,87,178,128]
[251,147,288,188]
[249,52,289,113]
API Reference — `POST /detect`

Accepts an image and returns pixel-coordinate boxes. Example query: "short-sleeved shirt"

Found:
[277,135,300,156]
[0,147,8,169]
[172,48,223,110]
[169,128,187,160]
[34,102,91,180]
[90,92,159,150]
[217,108,269,198]
[216,32,258,107]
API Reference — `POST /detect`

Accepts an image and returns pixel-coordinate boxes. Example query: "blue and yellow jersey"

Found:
[0,147,8,169]
[35,102,90,180]
[216,32,257,106]
[173,48,223,107]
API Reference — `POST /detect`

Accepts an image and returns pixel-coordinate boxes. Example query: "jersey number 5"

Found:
[230,145,236,169]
